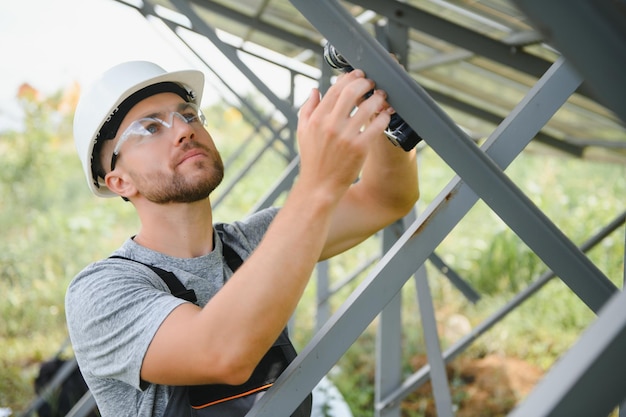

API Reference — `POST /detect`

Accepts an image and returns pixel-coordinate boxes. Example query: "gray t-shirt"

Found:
[65,208,279,417]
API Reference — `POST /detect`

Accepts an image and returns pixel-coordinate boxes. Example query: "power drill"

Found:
[323,42,423,151]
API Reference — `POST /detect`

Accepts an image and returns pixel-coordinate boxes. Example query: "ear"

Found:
[105,170,137,200]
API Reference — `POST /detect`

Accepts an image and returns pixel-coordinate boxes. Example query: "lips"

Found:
[177,149,207,166]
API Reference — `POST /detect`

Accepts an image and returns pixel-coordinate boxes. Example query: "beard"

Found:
[130,143,225,204]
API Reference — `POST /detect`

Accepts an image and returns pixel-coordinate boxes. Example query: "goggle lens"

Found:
[110,103,206,171]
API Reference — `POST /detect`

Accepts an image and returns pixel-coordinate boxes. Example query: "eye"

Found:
[145,122,161,134]
[181,111,199,123]
[138,118,163,135]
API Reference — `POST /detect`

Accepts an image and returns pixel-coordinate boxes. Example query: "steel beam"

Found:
[250,156,299,212]
[414,269,454,417]
[376,222,405,417]
[191,0,321,51]
[244,2,616,411]
[168,0,298,124]
[428,253,480,304]
[350,0,550,80]
[512,0,626,124]
[65,392,98,417]
[127,0,292,145]
[105,2,625,417]
[508,288,626,417]
[291,0,616,318]
[18,358,80,417]
[380,211,626,410]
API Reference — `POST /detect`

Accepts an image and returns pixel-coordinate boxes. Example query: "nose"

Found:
[170,112,195,145]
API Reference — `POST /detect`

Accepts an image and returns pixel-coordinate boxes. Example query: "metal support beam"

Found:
[125,0,292,151]
[213,122,292,208]
[508,288,626,417]
[250,156,299,212]
[316,260,331,332]
[428,253,480,304]
[19,358,80,417]
[512,0,626,124]
[244,2,616,411]
[292,0,616,317]
[106,2,625,417]
[375,22,412,417]
[65,391,98,417]
[415,269,454,417]
[168,0,299,125]
[350,0,551,79]
[380,211,626,410]
[190,0,321,51]
[376,220,407,417]
[423,88,586,158]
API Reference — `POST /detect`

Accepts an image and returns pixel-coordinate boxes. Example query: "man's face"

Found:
[103,92,224,204]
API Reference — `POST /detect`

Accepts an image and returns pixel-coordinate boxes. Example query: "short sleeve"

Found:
[65,259,187,389]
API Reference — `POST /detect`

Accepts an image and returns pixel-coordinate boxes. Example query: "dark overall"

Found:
[112,226,312,417]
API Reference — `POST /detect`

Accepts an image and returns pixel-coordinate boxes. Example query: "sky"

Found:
[0,0,174,128]
[0,0,317,131]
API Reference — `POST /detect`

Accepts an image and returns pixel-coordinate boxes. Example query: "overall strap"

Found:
[109,223,243,303]
[214,223,243,271]
[109,255,198,303]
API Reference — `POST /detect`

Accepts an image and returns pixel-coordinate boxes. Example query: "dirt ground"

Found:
[403,354,544,417]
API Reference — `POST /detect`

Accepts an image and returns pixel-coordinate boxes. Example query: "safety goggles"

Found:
[110,102,207,171]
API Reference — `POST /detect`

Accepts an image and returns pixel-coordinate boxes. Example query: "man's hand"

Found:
[296,70,392,205]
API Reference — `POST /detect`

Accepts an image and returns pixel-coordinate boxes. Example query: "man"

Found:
[66,60,418,417]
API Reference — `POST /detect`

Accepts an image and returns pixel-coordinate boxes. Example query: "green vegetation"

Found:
[1,91,624,416]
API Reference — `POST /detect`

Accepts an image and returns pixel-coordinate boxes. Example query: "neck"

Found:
[133,198,215,258]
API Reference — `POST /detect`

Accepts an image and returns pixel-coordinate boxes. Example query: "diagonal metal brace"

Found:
[288,0,617,313]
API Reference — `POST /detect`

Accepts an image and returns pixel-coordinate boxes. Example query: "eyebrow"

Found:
[142,102,194,120]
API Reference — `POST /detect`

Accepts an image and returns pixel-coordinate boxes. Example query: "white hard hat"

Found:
[73,61,205,197]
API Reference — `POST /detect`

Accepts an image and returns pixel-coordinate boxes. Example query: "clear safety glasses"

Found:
[110,102,207,171]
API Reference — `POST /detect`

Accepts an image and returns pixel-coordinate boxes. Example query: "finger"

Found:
[298,88,321,121]
[362,109,392,136]
[317,71,374,118]
[347,89,388,131]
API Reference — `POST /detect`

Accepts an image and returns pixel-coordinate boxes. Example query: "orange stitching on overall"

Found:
[190,383,274,409]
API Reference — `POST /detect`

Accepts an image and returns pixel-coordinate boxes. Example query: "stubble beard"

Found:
[132,148,225,204]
